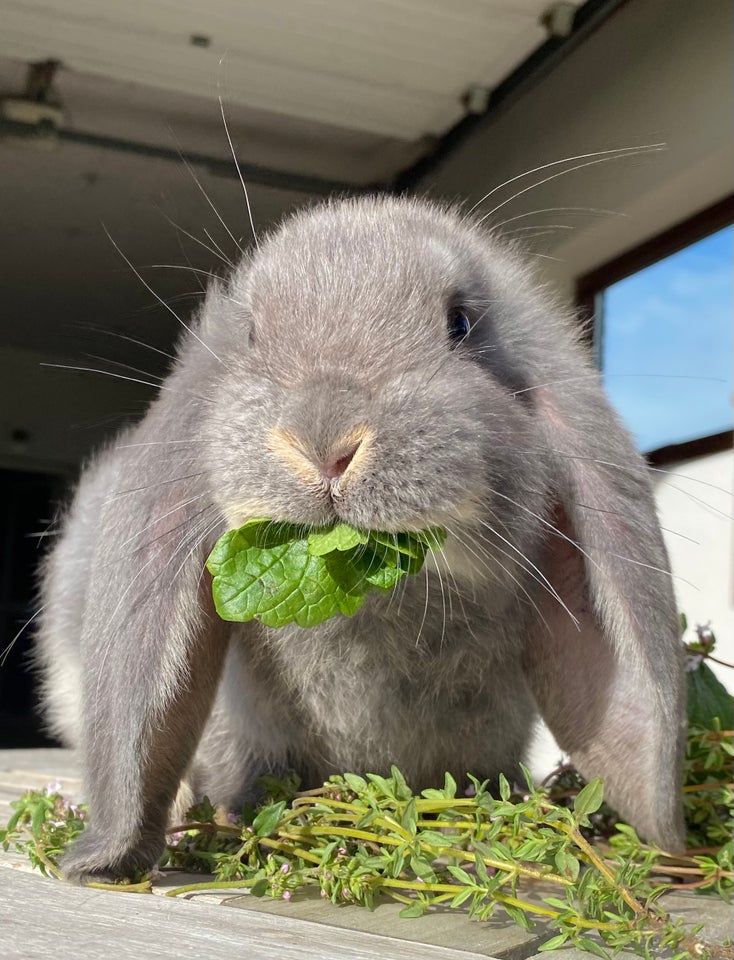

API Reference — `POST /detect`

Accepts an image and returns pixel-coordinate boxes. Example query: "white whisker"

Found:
[102,227,229,367]
[476,146,664,225]
[159,210,235,269]
[1,604,46,665]
[466,144,664,216]
[218,92,259,251]
[493,206,625,229]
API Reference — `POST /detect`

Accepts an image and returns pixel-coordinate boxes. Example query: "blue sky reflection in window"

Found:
[600,226,733,453]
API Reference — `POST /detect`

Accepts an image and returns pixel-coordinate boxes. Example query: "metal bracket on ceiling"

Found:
[392,0,631,193]
[541,2,578,39]
[0,59,65,133]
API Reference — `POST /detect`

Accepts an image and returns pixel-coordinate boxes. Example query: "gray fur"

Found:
[35,196,685,881]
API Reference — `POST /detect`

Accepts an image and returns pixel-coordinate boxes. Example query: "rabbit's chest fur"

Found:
[227,572,538,789]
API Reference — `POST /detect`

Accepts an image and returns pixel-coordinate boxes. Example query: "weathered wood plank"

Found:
[0,749,82,780]
[0,869,495,960]
[223,890,548,959]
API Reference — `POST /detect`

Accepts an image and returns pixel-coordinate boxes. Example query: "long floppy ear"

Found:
[524,380,686,852]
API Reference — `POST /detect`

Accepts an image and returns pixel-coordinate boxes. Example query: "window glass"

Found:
[600,226,733,453]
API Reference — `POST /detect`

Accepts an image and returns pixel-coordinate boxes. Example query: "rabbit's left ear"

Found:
[523,384,686,852]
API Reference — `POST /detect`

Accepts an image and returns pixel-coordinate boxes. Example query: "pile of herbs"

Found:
[2,606,731,958]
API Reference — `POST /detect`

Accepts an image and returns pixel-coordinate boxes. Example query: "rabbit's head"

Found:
[197,195,685,850]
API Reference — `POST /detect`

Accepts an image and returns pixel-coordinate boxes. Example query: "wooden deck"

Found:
[1,749,730,960]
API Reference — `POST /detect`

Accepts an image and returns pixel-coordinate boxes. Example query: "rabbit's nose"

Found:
[267,427,371,488]
[316,444,360,481]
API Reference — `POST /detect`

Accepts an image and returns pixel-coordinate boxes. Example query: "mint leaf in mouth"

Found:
[206,519,446,629]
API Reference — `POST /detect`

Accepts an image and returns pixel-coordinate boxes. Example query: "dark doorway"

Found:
[0,469,67,747]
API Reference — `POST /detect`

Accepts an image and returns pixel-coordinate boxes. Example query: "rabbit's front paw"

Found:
[60,827,164,884]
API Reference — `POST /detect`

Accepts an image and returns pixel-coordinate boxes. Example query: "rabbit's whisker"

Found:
[158,209,235,269]
[514,372,727,398]
[118,495,207,548]
[414,562,431,649]
[82,354,167,385]
[117,439,211,448]
[169,515,225,589]
[492,206,625,229]
[169,132,244,258]
[569,502,700,545]
[136,291,204,314]
[488,487,599,571]
[71,323,180,365]
[465,144,663,216]
[475,145,664,224]
[447,524,551,635]
[149,263,224,283]
[102,470,205,507]
[218,92,260,252]
[102,226,231,369]
[203,226,232,265]
[472,516,579,629]
[105,504,217,566]
[1,604,47,666]
[41,362,209,400]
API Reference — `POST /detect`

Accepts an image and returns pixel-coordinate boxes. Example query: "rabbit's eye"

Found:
[447,309,470,345]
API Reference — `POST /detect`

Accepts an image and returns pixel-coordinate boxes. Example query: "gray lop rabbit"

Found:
[35,196,685,882]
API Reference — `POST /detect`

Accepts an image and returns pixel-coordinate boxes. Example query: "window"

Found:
[577,197,733,461]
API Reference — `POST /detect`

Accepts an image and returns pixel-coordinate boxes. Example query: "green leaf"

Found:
[343,773,367,794]
[250,877,269,897]
[361,559,407,591]
[687,659,734,728]
[206,520,442,629]
[251,800,286,838]
[573,937,611,959]
[399,902,426,918]
[573,778,605,819]
[473,853,489,884]
[538,934,570,951]
[368,531,424,558]
[447,865,474,885]
[420,788,446,800]
[554,849,580,882]
[410,855,436,880]
[543,896,571,910]
[391,765,413,802]
[400,800,418,834]
[307,524,369,555]
[450,887,475,907]
[502,902,533,930]
[498,773,511,802]
[518,763,535,794]
[442,771,457,799]
[366,773,395,799]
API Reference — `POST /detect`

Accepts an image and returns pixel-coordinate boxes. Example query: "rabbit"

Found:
[35,194,686,882]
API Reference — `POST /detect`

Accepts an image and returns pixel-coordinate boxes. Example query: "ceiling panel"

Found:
[1,0,569,140]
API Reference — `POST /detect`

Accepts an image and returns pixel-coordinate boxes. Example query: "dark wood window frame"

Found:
[575,194,734,466]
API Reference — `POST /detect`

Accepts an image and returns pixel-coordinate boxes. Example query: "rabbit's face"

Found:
[201,197,551,566]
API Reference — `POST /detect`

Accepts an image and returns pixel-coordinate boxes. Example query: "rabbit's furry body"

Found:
[35,196,685,881]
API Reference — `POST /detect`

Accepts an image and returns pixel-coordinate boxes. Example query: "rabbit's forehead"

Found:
[244,210,489,316]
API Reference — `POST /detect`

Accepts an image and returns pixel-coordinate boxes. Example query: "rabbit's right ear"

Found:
[521,380,686,852]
